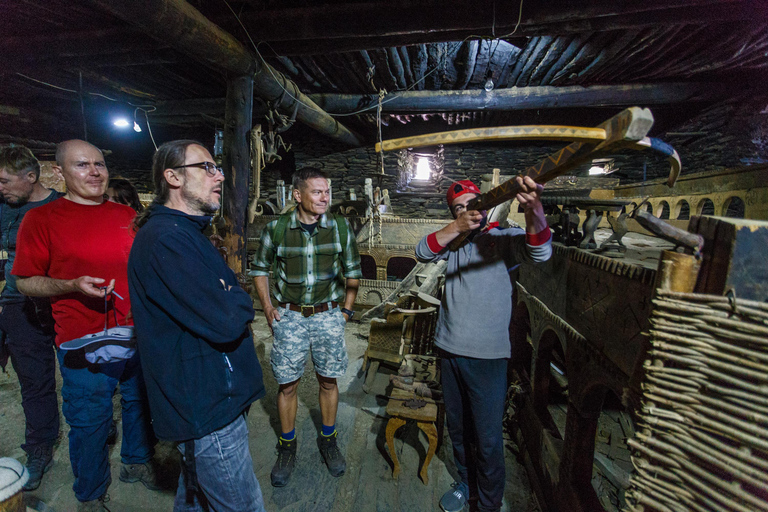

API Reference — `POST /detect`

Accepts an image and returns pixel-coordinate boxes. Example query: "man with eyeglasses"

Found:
[13,139,158,511]
[128,140,266,512]
[0,145,62,492]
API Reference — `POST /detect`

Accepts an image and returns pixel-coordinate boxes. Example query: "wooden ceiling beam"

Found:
[149,82,728,119]
[2,50,182,73]
[310,83,730,114]
[88,0,363,146]
[221,0,758,55]
[0,28,163,58]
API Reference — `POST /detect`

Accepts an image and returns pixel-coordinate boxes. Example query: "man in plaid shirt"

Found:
[251,167,361,487]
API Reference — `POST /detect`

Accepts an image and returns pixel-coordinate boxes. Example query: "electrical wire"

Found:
[135,108,158,150]
[15,73,157,108]
[220,0,477,117]
[16,72,159,147]
[499,0,525,39]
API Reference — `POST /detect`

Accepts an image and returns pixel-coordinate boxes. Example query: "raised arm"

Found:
[515,175,548,235]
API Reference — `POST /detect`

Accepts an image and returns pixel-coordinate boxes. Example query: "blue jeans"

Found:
[57,349,155,502]
[440,351,508,512]
[174,413,265,512]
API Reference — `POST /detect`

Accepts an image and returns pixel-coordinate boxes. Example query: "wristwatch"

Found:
[340,307,355,320]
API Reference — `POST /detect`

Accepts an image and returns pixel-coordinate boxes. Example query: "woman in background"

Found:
[107,177,144,213]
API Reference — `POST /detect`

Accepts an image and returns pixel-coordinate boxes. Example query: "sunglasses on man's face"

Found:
[172,161,224,178]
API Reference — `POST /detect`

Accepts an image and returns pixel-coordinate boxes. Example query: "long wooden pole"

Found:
[315,83,727,115]
[89,0,363,146]
[222,75,253,275]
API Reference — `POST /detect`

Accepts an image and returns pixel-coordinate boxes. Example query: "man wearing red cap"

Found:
[416,176,551,512]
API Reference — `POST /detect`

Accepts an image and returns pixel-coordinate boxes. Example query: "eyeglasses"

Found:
[172,161,224,178]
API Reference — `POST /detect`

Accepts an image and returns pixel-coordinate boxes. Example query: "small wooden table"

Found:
[385,388,439,485]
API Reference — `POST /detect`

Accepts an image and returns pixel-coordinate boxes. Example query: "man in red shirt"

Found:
[13,140,157,511]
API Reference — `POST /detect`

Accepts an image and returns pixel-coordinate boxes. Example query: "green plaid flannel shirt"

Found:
[250,210,362,305]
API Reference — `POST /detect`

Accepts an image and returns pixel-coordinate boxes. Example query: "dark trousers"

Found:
[0,300,59,453]
[440,351,508,512]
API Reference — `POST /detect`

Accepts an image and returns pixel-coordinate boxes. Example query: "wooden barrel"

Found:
[0,458,28,512]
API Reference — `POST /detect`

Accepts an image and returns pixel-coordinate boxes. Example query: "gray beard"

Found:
[181,187,220,216]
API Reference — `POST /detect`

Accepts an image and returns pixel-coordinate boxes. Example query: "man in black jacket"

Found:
[128,140,266,512]
[0,145,61,491]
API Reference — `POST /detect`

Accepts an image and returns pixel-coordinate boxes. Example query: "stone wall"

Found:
[263,128,561,219]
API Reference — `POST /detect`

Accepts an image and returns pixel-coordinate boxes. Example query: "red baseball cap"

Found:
[446,180,481,206]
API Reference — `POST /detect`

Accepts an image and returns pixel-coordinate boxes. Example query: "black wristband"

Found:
[340,307,355,319]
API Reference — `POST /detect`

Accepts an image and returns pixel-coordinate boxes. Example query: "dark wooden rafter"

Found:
[214,0,759,55]
[503,37,538,87]
[494,43,524,88]
[571,30,639,84]
[578,30,642,85]
[337,53,375,94]
[0,29,166,69]
[514,36,554,87]
[628,25,707,82]
[528,35,576,86]
[591,27,667,83]
[551,32,616,86]
[681,24,768,75]
[88,0,363,146]
[398,47,415,87]
[537,35,584,85]
[149,82,728,121]
[408,45,429,91]
[296,55,338,92]
[386,47,407,90]
[369,48,398,92]
[343,82,728,113]
[455,40,479,90]
[623,25,690,82]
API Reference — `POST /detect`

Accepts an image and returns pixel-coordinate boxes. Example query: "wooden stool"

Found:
[385,388,439,485]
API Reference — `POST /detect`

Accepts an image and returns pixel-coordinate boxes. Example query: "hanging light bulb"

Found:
[484,68,494,92]
[133,121,142,132]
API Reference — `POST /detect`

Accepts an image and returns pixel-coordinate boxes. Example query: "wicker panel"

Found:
[624,291,768,512]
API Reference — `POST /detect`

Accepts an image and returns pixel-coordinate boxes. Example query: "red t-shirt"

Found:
[12,198,136,347]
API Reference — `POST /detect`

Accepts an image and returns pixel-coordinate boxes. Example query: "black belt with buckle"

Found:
[280,301,339,318]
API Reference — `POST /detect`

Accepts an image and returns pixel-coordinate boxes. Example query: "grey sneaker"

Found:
[317,431,346,477]
[77,494,111,511]
[440,481,469,512]
[119,462,161,490]
[271,437,297,487]
[22,444,53,491]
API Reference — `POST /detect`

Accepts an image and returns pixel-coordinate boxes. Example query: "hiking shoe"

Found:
[440,481,469,512]
[22,444,53,491]
[77,494,111,511]
[106,419,118,446]
[317,431,346,477]
[271,437,297,487]
[119,462,161,491]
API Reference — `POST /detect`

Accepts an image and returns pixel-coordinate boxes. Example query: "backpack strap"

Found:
[270,211,292,250]
[331,213,349,257]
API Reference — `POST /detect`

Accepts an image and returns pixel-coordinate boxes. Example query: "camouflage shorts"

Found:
[270,305,348,384]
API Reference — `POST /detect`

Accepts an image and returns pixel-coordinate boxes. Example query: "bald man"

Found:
[13,140,157,511]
